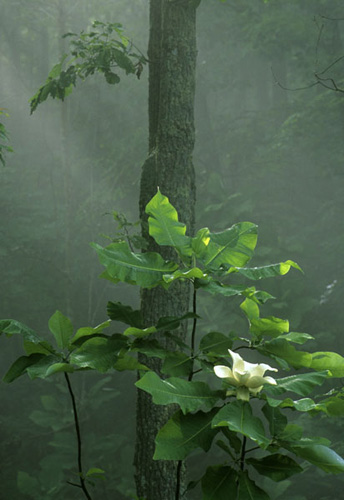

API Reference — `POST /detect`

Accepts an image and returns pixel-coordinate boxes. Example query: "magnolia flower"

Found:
[214,349,278,401]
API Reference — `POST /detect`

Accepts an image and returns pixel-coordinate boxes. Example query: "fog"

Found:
[1,1,343,498]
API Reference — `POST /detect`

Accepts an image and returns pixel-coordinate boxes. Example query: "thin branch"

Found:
[318,54,344,75]
[64,372,93,500]
[239,435,247,471]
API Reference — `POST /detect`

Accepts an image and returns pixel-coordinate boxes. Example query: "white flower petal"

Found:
[214,365,233,379]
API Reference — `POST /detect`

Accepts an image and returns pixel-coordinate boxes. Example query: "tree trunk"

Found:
[135,1,199,499]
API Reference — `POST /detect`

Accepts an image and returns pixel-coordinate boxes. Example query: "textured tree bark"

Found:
[135,1,199,499]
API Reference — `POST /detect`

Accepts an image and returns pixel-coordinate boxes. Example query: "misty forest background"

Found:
[1,0,344,499]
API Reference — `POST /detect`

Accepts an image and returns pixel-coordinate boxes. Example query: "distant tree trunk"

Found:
[135,1,199,498]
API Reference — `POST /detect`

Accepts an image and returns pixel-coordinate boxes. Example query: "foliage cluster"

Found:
[2,192,344,499]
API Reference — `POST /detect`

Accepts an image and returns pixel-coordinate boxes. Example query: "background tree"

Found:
[135,2,198,498]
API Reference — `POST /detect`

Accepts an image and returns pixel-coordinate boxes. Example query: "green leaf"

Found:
[240,298,260,320]
[106,301,142,327]
[237,471,270,499]
[113,354,148,371]
[311,351,344,377]
[163,267,207,284]
[72,320,111,343]
[145,190,192,256]
[212,400,270,448]
[230,260,302,280]
[199,331,234,356]
[17,471,40,498]
[91,241,178,288]
[200,222,258,270]
[196,280,252,298]
[45,362,75,377]
[135,371,224,414]
[266,371,328,397]
[250,316,289,339]
[262,403,287,436]
[123,325,156,337]
[70,334,128,372]
[86,467,106,478]
[23,340,55,355]
[48,310,74,349]
[26,355,63,379]
[156,312,198,331]
[154,409,219,460]
[247,454,302,482]
[290,443,344,474]
[279,332,314,344]
[161,352,193,377]
[0,319,43,343]
[278,423,303,442]
[201,465,238,500]
[3,354,47,383]
[258,338,312,369]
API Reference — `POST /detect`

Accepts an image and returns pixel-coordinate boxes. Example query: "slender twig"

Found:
[64,372,93,500]
[239,435,247,471]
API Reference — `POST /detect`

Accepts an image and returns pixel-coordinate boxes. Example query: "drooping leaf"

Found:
[289,443,344,474]
[237,471,270,499]
[196,280,252,298]
[311,351,344,377]
[266,371,328,397]
[45,362,75,377]
[199,222,258,270]
[258,338,312,369]
[0,319,43,344]
[240,297,260,320]
[23,340,55,355]
[48,310,74,349]
[2,354,47,383]
[26,355,64,379]
[123,326,157,337]
[154,409,219,460]
[229,260,302,280]
[156,312,198,331]
[201,465,238,500]
[106,301,142,327]
[91,241,178,288]
[212,400,270,448]
[135,371,224,414]
[145,190,192,256]
[246,454,302,482]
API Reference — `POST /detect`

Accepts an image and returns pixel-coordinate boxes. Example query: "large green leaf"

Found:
[311,351,344,377]
[212,400,270,448]
[70,334,128,372]
[135,371,224,414]
[262,403,287,436]
[106,301,142,327]
[197,222,257,270]
[161,352,193,377]
[258,338,312,369]
[154,409,219,460]
[199,331,235,356]
[26,355,64,379]
[229,260,301,280]
[290,443,344,474]
[48,310,74,349]
[237,471,270,499]
[2,354,47,383]
[201,465,238,500]
[91,240,178,288]
[71,320,111,344]
[0,319,43,344]
[250,316,289,339]
[145,190,192,256]
[246,454,302,482]
[266,371,328,397]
